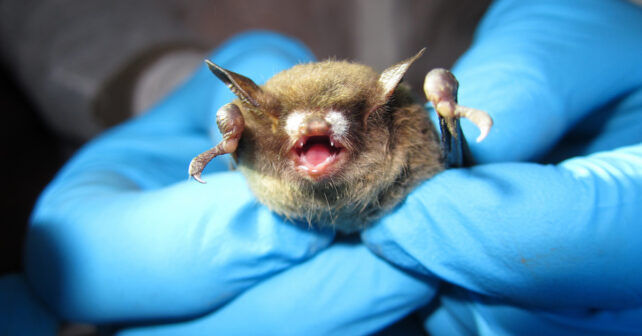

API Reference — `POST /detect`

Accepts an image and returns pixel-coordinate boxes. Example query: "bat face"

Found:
[247,61,384,187]
[190,49,491,232]
[285,109,350,180]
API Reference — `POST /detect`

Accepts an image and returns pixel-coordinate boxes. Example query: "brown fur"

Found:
[230,60,444,232]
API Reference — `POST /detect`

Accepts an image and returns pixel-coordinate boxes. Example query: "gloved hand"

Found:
[0,274,58,335]
[23,30,441,335]
[25,31,336,323]
[116,242,439,336]
[363,0,642,334]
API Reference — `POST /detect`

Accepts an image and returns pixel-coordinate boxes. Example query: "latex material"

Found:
[0,274,58,336]
[364,0,642,334]
[21,1,642,333]
[117,243,438,336]
[22,30,437,335]
[25,31,335,323]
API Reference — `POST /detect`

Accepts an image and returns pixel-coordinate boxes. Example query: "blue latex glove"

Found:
[117,243,438,336]
[0,274,58,335]
[24,30,438,335]
[25,31,335,323]
[363,0,642,334]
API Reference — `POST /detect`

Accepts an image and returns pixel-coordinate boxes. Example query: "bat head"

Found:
[207,49,437,229]
[208,49,425,180]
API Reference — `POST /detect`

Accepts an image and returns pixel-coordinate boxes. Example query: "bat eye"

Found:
[362,105,384,129]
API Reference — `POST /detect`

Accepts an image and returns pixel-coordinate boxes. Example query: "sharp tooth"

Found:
[297,139,305,148]
[298,165,309,171]
[330,140,335,147]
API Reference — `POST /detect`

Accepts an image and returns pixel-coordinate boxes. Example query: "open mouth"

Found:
[291,135,345,179]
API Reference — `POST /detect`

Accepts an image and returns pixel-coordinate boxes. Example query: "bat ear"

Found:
[377,48,426,104]
[363,48,425,127]
[205,60,263,108]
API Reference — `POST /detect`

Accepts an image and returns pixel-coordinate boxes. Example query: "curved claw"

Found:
[193,175,206,184]
[424,68,493,142]
[455,106,494,142]
[188,103,245,183]
[189,158,208,184]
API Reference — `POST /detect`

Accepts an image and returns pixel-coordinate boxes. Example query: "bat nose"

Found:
[300,117,330,135]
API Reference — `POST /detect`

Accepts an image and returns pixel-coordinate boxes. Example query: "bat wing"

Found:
[439,117,474,168]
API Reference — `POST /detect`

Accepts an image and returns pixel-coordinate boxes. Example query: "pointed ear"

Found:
[363,48,426,127]
[377,48,426,104]
[205,60,262,108]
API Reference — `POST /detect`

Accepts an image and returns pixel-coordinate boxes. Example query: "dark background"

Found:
[0,0,491,275]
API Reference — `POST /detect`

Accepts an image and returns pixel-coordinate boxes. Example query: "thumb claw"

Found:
[424,68,493,143]
[455,106,493,143]
[188,158,207,184]
[190,172,207,184]
[476,116,493,142]
[476,125,491,143]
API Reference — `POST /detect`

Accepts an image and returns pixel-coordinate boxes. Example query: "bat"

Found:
[188,48,492,233]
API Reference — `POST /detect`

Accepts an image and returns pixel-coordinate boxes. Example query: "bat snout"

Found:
[285,110,350,140]
[299,117,330,136]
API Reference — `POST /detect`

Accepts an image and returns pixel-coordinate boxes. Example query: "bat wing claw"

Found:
[454,106,493,143]
[188,103,244,184]
[191,173,206,184]
[424,68,493,167]
[188,158,207,183]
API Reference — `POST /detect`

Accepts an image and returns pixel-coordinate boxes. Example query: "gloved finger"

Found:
[0,274,59,335]
[28,172,333,323]
[364,138,642,309]
[448,0,642,162]
[542,87,642,163]
[116,243,438,336]
[26,31,325,324]
[424,292,642,335]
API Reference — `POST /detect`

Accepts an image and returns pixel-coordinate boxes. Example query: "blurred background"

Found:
[0,0,491,275]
